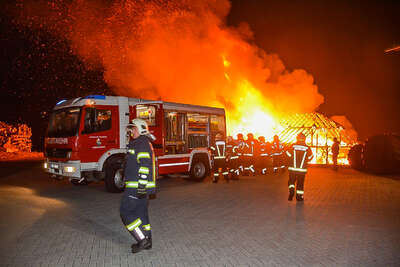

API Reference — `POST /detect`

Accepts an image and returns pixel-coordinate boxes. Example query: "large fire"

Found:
[16,0,357,164]
[223,78,282,139]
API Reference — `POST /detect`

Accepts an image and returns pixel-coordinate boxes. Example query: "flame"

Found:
[225,80,281,139]
[220,56,280,139]
[16,0,357,164]
[17,0,324,118]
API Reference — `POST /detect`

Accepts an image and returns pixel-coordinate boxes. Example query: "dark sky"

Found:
[1,0,399,150]
[228,0,400,139]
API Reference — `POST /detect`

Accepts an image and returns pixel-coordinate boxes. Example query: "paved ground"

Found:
[0,162,399,267]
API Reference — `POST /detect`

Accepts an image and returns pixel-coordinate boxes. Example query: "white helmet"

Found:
[129,118,156,141]
[130,118,149,135]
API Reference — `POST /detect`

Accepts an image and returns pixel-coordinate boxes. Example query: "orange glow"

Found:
[220,56,281,139]
[20,0,324,117]
[224,79,282,139]
[18,0,357,164]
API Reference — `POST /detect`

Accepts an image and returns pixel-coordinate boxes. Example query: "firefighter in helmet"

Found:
[120,119,156,253]
[243,133,257,175]
[211,133,229,183]
[331,137,340,170]
[271,135,285,173]
[257,136,269,175]
[285,132,313,201]
[235,133,247,175]
[226,136,240,180]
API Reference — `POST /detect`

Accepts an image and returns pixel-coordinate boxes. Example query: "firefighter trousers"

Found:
[237,155,244,174]
[228,156,240,178]
[120,190,151,242]
[273,154,285,172]
[213,158,228,182]
[288,171,305,198]
[256,155,269,175]
[243,155,255,175]
[332,154,338,170]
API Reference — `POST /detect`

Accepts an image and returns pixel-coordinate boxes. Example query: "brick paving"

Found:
[0,163,399,266]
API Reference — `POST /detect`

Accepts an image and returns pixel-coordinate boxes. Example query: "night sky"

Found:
[228,0,400,139]
[1,0,399,150]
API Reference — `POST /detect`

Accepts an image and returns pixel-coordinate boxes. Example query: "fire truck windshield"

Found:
[47,107,81,137]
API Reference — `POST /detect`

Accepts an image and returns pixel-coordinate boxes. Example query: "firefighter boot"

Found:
[131,237,152,253]
[288,188,294,201]
[224,175,229,183]
[212,173,219,183]
[132,232,152,250]
[296,194,304,201]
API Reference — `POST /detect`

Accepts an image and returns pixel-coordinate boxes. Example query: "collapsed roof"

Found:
[278,113,356,146]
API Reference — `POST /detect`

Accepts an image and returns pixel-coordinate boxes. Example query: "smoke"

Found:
[331,115,359,143]
[16,0,324,117]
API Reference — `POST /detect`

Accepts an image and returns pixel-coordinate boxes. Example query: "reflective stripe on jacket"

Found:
[211,140,226,159]
[285,143,313,173]
[124,135,156,195]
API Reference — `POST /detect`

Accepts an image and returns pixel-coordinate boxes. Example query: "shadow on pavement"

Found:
[0,161,42,178]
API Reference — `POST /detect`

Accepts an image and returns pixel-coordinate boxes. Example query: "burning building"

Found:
[278,113,358,164]
[0,122,32,152]
[15,0,359,165]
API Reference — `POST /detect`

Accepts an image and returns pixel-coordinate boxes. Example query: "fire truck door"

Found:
[79,106,119,163]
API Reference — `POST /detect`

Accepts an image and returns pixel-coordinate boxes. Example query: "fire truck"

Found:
[43,95,226,192]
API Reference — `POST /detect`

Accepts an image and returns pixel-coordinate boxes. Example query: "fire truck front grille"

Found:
[45,148,72,158]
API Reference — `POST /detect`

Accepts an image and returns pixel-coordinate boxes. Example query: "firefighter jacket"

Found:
[285,142,313,173]
[244,139,258,157]
[258,141,269,157]
[124,135,156,195]
[226,140,239,160]
[236,139,248,156]
[332,141,340,156]
[210,140,226,160]
[271,140,284,156]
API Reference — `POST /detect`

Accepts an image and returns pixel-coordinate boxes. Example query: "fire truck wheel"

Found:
[190,158,209,181]
[105,162,125,193]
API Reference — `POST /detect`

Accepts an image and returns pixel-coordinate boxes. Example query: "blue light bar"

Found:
[84,95,106,100]
[56,99,67,105]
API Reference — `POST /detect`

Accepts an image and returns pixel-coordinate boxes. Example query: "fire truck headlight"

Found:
[64,166,76,173]
[43,162,48,169]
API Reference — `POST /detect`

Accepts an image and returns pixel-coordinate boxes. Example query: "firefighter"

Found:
[271,135,285,173]
[226,136,239,180]
[285,133,313,201]
[257,136,269,175]
[120,119,156,253]
[244,133,258,175]
[331,137,340,170]
[211,133,229,183]
[265,141,273,173]
[235,133,247,175]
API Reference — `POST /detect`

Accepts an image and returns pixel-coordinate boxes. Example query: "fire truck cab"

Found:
[44,95,226,192]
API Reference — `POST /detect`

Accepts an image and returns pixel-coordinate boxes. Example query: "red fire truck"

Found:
[43,95,226,192]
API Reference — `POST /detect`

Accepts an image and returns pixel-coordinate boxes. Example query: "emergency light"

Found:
[84,95,106,100]
[56,99,67,105]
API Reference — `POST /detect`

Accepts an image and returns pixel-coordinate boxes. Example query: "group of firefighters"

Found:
[211,132,314,202]
[120,118,315,254]
[211,133,294,183]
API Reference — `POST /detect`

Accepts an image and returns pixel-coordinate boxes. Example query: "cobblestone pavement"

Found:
[0,162,399,266]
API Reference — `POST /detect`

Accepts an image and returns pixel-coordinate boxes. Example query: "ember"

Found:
[17,1,324,117]
[16,0,359,163]
[0,122,32,152]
